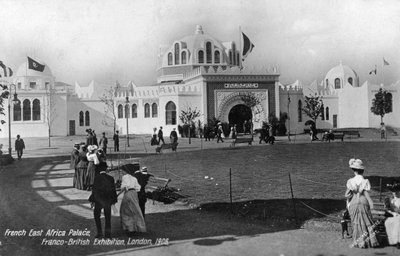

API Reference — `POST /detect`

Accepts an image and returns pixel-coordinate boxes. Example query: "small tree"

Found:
[179,107,201,144]
[302,95,323,129]
[371,88,393,124]
[0,83,10,130]
[100,84,117,133]
[46,85,57,147]
[240,92,262,139]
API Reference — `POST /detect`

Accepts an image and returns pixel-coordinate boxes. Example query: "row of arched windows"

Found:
[117,101,177,125]
[326,77,354,89]
[167,42,222,66]
[117,103,158,119]
[79,111,90,126]
[13,99,41,121]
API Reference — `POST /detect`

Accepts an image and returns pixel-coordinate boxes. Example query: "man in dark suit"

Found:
[89,162,117,238]
[158,126,165,144]
[134,167,153,218]
[113,131,119,152]
[15,134,25,160]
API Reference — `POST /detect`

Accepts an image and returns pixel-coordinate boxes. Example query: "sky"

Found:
[1,0,399,87]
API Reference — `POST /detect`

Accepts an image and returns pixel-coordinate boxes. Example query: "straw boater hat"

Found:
[349,158,364,170]
[87,145,98,152]
[141,167,148,173]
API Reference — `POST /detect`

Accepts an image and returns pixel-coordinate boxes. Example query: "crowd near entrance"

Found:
[228,104,252,133]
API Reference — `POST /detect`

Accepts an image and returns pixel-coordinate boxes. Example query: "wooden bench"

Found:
[332,132,344,141]
[231,137,253,147]
[343,130,361,138]
[156,142,178,153]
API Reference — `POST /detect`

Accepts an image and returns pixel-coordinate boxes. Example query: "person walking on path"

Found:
[151,127,158,145]
[158,126,165,145]
[99,132,108,154]
[134,167,153,218]
[118,166,146,236]
[216,123,224,143]
[89,162,118,238]
[113,131,120,152]
[170,128,178,144]
[345,158,379,248]
[15,135,25,160]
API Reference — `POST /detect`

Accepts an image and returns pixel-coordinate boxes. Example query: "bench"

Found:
[343,130,361,138]
[333,132,344,141]
[156,142,178,153]
[145,175,188,204]
[231,137,253,147]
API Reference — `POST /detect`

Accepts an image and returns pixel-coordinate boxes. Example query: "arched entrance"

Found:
[228,104,252,133]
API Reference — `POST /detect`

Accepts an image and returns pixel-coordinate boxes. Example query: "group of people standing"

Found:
[151,126,178,145]
[345,158,400,249]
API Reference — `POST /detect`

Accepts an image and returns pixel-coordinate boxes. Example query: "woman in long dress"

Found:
[86,145,99,191]
[345,158,379,248]
[384,187,400,249]
[74,145,88,190]
[119,170,146,235]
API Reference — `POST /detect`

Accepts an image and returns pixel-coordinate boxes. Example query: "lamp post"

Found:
[125,96,130,147]
[8,84,20,155]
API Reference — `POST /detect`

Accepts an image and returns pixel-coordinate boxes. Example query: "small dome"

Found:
[15,60,53,77]
[324,62,359,88]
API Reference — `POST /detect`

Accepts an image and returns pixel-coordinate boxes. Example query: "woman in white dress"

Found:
[119,171,146,235]
[385,185,400,249]
[345,158,379,248]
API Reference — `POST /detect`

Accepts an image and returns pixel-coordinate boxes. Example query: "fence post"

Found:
[379,178,383,202]
[288,172,298,224]
[229,168,233,214]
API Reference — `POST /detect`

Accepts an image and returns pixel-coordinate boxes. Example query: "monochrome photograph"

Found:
[0,0,399,255]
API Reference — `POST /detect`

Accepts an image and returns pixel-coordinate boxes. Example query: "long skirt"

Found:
[385,215,400,245]
[348,194,379,248]
[120,190,146,233]
[86,162,96,189]
[75,162,88,190]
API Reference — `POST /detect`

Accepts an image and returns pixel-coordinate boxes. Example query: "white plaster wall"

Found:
[338,84,369,128]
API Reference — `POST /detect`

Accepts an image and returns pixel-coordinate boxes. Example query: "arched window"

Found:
[214,51,220,64]
[117,104,123,119]
[334,78,341,89]
[168,53,173,65]
[326,79,329,86]
[198,50,204,64]
[132,104,137,118]
[85,111,90,126]
[326,107,329,120]
[298,100,302,122]
[236,53,240,66]
[348,77,353,85]
[23,99,31,121]
[321,104,325,120]
[229,51,232,64]
[165,101,176,125]
[32,99,40,121]
[144,103,150,118]
[124,104,130,118]
[152,103,158,117]
[181,51,187,64]
[174,43,180,65]
[13,102,21,121]
[79,111,84,126]
[206,42,212,63]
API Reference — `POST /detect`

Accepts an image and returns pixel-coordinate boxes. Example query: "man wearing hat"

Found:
[158,126,165,145]
[89,162,118,238]
[99,132,108,155]
[134,167,153,218]
[216,123,224,143]
[71,143,81,187]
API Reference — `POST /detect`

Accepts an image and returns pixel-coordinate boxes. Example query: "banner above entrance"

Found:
[224,83,259,89]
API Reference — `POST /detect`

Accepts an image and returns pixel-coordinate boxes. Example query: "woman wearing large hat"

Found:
[86,145,100,191]
[345,158,379,248]
[385,182,400,249]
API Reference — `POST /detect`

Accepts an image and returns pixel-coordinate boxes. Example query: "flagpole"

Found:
[382,59,384,86]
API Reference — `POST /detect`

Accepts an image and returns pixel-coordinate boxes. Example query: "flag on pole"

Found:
[383,58,390,66]
[28,56,45,72]
[369,65,377,75]
[241,32,255,61]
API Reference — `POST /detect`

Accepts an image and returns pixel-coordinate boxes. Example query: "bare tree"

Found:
[302,95,324,129]
[100,83,117,133]
[46,85,57,147]
[179,106,201,144]
[240,92,262,139]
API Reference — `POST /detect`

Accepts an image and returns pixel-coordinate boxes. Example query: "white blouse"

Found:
[121,174,141,191]
[86,152,99,165]
[346,175,371,192]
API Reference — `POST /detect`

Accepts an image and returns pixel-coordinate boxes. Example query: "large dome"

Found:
[324,62,359,88]
[15,60,53,77]
[177,25,226,52]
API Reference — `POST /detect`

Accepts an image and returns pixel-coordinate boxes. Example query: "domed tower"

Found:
[14,59,55,91]
[324,62,359,90]
[157,25,241,83]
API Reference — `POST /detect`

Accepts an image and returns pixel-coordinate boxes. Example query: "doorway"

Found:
[228,104,252,133]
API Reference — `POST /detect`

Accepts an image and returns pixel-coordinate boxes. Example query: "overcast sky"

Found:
[1,0,399,87]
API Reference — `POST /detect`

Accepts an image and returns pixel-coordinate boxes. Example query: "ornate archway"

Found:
[228,104,252,133]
